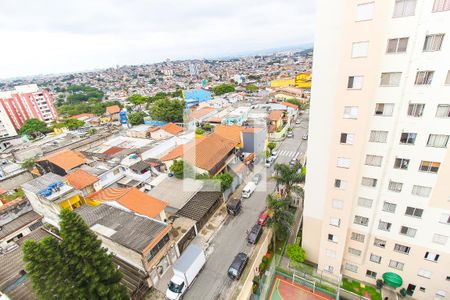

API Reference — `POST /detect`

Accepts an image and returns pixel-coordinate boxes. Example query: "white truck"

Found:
[242,182,256,198]
[166,244,206,300]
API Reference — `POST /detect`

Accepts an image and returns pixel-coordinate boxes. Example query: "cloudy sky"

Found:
[0,0,315,79]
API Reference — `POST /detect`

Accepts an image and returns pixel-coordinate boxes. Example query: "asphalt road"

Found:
[184,113,309,300]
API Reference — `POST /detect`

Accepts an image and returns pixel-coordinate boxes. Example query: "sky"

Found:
[0,0,315,79]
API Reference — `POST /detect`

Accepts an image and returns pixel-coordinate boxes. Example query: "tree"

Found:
[271,163,305,200]
[266,194,294,253]
[245,84,258,92]
[23,210,128,300]
[170,160,194,179]
[286,243,306,264]
[128,112,146,125]
[285,98,302,109]
[20,158,37,170]
[150,98,185,122]
[267,142,276,153]
[214,172,233,191]
[127,94,147,105]
[195,128,205,135]
[18,119,49,136]
[213,84,235,95]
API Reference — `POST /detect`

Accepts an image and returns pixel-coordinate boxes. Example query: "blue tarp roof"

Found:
[183,89,212,102]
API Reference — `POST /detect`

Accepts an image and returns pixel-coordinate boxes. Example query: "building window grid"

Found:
[439,213,450,225]
[348,247,362,256]
[361,177,377,187]
[347,76,364,89]
[424,251,440,262]
[386,37,409,53]
[433,0,450,12]
[356,2,375,21]
[405,206,424,218]
[366,270,377,279]
[378,220,392,232]
[365,155,382,167]
[423,34,444,52]
[432,233,448,245]
[418,269,432,279]
[352,41,369,58]
[414,71,434,85]
[357,197,373,208]
[369,254,382,264]
[400,226,417,237]
[407,103,425,117]
[400,132,417,145]
[393,0,417,17]
[436,104,450,118]
[427,134,449,148]
[380,72,401,87]
[419,160,440,173]
[354,215,369,226]
[412,185,432,197]
[351,232,365,243]
[374,238,386,248]
[340,133,354,145]
[375,103,394,116]
[394,243,411,254]
[388,180,403,192]
[394,158,410,170]
[382,202,397,213]
[369,130,388,143]
[345,263,358,273]
[343,106,359,119]
[389,260,405,271]
[334,179,347,190]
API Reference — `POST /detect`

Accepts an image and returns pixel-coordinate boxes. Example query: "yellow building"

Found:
[270,73,312,89]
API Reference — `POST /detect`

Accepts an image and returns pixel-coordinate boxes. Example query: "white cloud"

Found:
[0,0,315,78]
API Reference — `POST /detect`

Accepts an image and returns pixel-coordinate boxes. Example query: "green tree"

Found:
[150,98,185,122]
[271,163,305,200]
[245,84,258,92]
[62,119,85,130]
[267,142,276,153]
[127,94,146,105]
[23,209,128,300]
[18,119,49,136]
[20,158,37,170]
[266,194,294,253]
[195,128,205,135]
[214,172,233,191]
[286,243,306,264]
[285,98,302,109]
[213,84,235,95]
[128,112,146,125]
[170,160,194,179]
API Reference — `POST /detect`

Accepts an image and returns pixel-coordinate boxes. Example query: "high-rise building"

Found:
[0,84,58,137]
[303,1,450,299]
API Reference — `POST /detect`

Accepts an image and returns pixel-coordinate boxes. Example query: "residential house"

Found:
[267,110,286,133]
[65,169,99,196]
[280,101,299,120]
[22,173,84,227]
[86,187,168,222]
[189,107,217,124]
[127,124,152,138]
[36,149,87,176]
[149,122,184,140]
[104,105,121,122]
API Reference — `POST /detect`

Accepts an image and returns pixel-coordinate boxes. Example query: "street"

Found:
[184,112,309,300]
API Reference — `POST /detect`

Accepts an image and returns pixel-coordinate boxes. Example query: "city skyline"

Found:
[0,0,315,79]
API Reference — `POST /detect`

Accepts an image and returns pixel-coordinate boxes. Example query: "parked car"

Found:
[270,150,279,160]
[166,245,206,300]
[247,224,263,244]
[302,134,308,140]
[286,131,294,138]
[265,157,274,168]
[257,210,269,226]
[242,182,256,198]
[226,197,241,215]
[252,173,262,185]
[289,158,298,166]
[295,119,301,124]
[228,253,248,280]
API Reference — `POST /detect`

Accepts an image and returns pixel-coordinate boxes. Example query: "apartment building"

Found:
[303,1,450,299]
[0,84,58,137]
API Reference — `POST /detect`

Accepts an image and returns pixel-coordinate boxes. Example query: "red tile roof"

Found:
[281,101,299,109]
[268,110,284,121]
[106,105,121,114]
[102,146,124,156]
[88,187,167,219]
[70,113,95,120]
[65,169,99,189]
[190,107,215,120]
[161,122,183,135]
[40,149,86,171]
[214,125,243,145]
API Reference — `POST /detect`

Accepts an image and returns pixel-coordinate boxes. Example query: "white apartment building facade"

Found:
[303,0,450,299]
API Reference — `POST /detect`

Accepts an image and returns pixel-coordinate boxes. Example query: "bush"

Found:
[376,279,384,289]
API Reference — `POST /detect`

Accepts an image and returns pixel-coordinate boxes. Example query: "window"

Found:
[388,181,403,192]
[375,103,394,116]
[356,2,375,21]
[352,41,369,58]
[423,34,444,51]
[394,243,411,254]
[436,104,450,118]
[389,260,405,270]
[348,247,362,256]
[427,134,449,148]
[343,106,359,119]
[380,72,401,86]
[424,252,440,262]
[354,215,369,226]
[361,177,377,187]
[374,238,386,248]
[366,270,377,279]
[439,213,450,224]
[340,133,354,144]
[325,249,337,258]
[337,157,351,168]
[432,233,448,245]
[436,290,447,299]
[325,266,334,273]
[378,220,392,232]
[433,0,450,12]
[330,217,341,227]
[412,185,432,197]
[407,103,425,117]
[394,158,410,170]
[351,232,365,242]
[358,197,373,208]
[112,168,120,176]
[415,71,434,85]
[446,70,450,84]
[369,130,388,143]
[382,202,397,213]
[332,199,344,209]
[400,132,417,145]
[418,269,432,279]
[328,234,338,243]
[419,287,426,292]
[419,161,440,173]
[146,234,170,261]
[365,155,382,167]
[405,206,424,218]
[345,263,358,273]
[370,254,382,264]
[347,76,364,89]
[335,179,347,190]
[387,37,409,53]
[400,226,417,237]
[393,0,416,17]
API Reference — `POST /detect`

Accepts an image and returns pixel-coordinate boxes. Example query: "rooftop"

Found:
[39,149,86,171]
[65,169,99,190]
[105,105,121,114]
[160,122,183,135]
[75,204,168,252]
[176,191,222,222]
[148,177,204,210]
[268,110,284,121]
[22,173,73,202]
[0,211,42,240]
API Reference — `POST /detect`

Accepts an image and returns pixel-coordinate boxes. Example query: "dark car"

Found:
[247,224,263,244]
[252,173,262,185]
[228,252,248,280]
[226,197,242,215]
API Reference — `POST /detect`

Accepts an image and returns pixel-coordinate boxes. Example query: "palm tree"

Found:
[271,163,305,205]
[266,194,295,255]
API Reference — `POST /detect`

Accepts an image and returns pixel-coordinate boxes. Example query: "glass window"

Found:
[393,0,416,17]
[354,215,369,226]
[423,34,444,51]
[436,104,450,118]
[361,177,377,187]
[374,238,386,248]
[332,199,344,209]
[419,161,440,173]
[400,226,417,237]
[417,269,432,279]
[432,0,450,12]
[369,130,388,143]
[343,106,359,119]
[365,155,382,167]
[334,179,347,189]
[382,202,397,213]
[389,260,405,270]
[366,270,377,279]
[356,2,375,21]
[375,103,394,116]
[415,71,434,85]
[347,76,364,89]
[427,134,449,148]
[407,103,425,117]
[340,133,354,144]
[412,185,432,197]
[432,233,448,245]
[348,247,362,256]
[446,70,450,84]
[380,72,401,86]
[394,158,410,170]
[378,220,392,232]
[394,243,411,254]
[400,132,417,144]
[337,157,351,168]
[370,254,382,263]
[424,251,440,262]
[345,263,358,273]
[351,232,365,242]
[357,197,373,208]
[387,37,409,53]
[405,206,424,218]
[352,41,369,58]
[388,180,403,192]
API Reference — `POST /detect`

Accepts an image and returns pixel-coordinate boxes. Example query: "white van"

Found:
[242,182,256,198]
